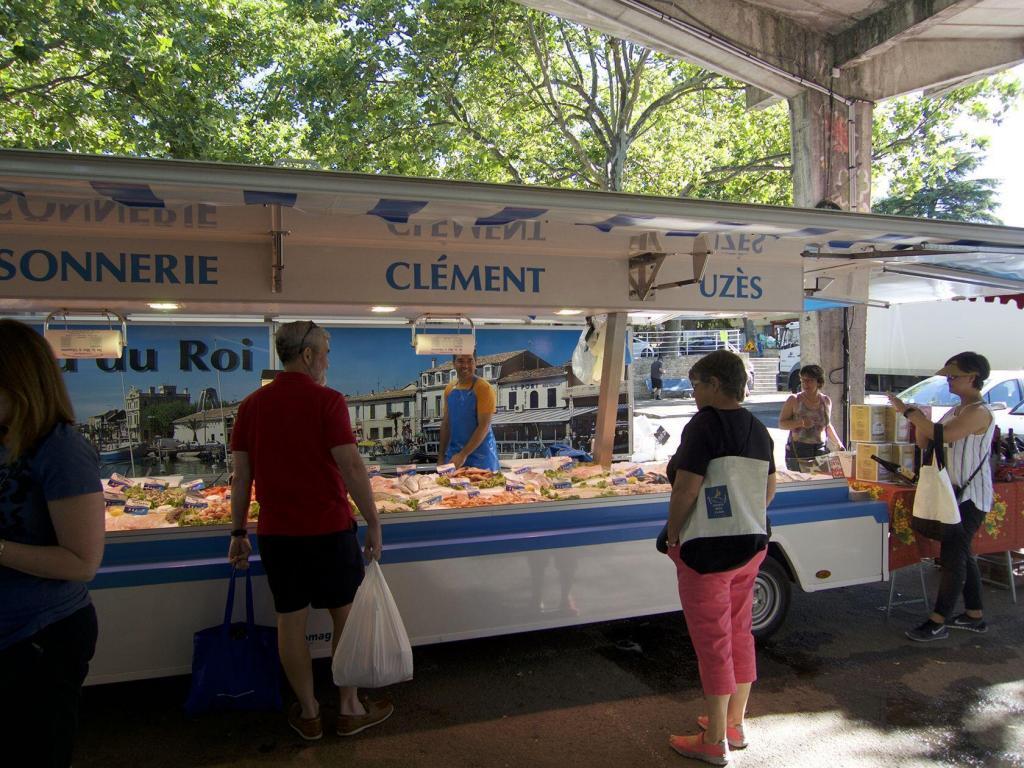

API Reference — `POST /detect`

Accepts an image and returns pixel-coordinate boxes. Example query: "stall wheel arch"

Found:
[752,554,791,641]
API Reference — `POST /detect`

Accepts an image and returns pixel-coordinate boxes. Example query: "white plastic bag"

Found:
[331,560,413,688]
[571,324,598,384]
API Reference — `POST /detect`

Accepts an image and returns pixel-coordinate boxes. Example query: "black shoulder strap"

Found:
[924,422,946,470]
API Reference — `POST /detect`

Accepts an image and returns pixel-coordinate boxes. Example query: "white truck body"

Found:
[777,300,1024,392]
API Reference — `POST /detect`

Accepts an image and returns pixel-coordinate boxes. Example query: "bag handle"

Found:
[923,423,947,471]
[222,567,256,630]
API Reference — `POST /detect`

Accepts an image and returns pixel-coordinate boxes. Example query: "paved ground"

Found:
[76,565,1023,767]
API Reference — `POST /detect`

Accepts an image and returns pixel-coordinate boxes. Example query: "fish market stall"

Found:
[7,151,1023,682]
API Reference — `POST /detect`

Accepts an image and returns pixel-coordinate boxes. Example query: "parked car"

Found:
[993,400,1024,446]
[897,369,1024,422]
[631,339,657,358]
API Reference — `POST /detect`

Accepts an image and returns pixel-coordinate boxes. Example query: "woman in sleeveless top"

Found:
[778,364,845,470]
[890,351,995,641]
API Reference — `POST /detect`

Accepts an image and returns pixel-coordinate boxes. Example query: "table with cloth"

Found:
[853,480,1023,571]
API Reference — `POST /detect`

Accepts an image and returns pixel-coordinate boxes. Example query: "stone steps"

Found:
[749,358,779,393]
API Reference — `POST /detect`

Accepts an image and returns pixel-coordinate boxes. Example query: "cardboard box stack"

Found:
[850,404,923,483]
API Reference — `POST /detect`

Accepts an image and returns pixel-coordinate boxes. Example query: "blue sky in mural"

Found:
[55,324,273,421]
[46,323,579,422]
[325,327,580,396]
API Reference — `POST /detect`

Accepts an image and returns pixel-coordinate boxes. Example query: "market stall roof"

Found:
[2,149,1024,318]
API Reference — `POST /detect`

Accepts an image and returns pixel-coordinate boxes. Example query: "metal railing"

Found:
[631,329,744,357]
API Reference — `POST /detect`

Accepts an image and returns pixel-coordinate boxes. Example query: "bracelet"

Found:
[903,407,919,419]
[230,528,248,538]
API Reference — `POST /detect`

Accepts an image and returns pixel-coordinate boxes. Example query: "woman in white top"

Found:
[889,351,995,642]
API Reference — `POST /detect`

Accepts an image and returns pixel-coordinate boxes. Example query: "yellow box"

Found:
[850,404,910,443]
[850,405,893,443]
[893,443,917,477]
[855,442,897,482]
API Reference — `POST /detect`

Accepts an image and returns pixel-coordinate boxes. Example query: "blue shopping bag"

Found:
[184,567,283,715]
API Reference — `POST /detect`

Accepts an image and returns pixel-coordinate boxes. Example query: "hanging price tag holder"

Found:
[410,314,475,355]
[43,309,127,360]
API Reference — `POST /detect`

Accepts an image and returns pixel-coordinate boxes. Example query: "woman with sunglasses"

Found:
[889,351,995,641]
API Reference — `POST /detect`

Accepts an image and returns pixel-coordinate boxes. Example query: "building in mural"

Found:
[125,385,191,442]
[171,404,238,447]
[347,384,418,443]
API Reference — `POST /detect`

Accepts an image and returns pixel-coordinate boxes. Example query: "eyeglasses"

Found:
[298,320,318,353]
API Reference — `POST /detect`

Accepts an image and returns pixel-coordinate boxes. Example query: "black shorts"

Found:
[651,377,663,389]
[257,526,365,614]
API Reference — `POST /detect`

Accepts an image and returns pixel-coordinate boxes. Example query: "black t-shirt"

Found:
[651,360,663,379]
[667,407,776,573]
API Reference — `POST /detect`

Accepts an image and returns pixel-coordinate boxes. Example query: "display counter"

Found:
[854,479,1024,570]
[88,472,887,684]
[101,459,835,533]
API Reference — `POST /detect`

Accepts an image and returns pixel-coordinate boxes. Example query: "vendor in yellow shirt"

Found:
[439,352,500,471]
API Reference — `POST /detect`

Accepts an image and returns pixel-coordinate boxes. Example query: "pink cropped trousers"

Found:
[669,547,766,696]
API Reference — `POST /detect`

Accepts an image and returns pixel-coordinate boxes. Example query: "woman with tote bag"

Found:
[662,351,776,764]
[889,351,995,642]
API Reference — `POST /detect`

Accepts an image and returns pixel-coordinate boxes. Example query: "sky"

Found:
[53,324,272,420]
[325,327,581,396]
[976,64,1024,227]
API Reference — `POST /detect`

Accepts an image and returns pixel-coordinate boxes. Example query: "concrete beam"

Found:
[746,85,783,110]
[518,0,826,97]
[833,0,985,68]
[845,39,1024,99]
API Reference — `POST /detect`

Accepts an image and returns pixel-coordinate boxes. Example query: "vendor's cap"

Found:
[935,361,973,377]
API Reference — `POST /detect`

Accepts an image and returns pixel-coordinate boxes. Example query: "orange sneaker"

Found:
[696,715,747,749]
[287,702,323,741]
[669,732,728,765]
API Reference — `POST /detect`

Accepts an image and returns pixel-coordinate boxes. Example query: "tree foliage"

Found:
[0,0,1018,220]
[870,75,1021,221]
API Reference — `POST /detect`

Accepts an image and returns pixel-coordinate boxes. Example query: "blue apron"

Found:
[445,379,500,471]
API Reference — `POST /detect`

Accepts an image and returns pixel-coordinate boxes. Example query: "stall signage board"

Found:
[44,328,123,359]
[414,333,475,355]
[0,234,805,313]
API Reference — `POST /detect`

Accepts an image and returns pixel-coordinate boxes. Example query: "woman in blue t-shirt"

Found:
[663,350,776,765]
[0,319,105,767]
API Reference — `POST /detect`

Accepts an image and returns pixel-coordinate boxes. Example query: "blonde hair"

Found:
[0,319,75,462]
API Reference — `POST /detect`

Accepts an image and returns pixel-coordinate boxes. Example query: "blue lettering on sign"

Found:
[699,267,763,300]
[713,233,778,254]
[385,219,545,242]
[386,254,545,294]
[0,248,219,285]
[0,195,218,229]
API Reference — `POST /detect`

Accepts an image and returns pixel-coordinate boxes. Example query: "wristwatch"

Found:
[230,528,248,538]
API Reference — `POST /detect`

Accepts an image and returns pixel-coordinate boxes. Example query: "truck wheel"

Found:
[787,369,800,393]
[752,556,791,640]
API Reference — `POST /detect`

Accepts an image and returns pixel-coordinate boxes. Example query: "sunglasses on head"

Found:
[298,320,318,353]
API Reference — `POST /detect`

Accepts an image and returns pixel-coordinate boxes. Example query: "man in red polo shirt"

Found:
[228,320,389,741]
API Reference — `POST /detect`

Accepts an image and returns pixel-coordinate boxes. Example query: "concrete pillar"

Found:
[789,92,873,443]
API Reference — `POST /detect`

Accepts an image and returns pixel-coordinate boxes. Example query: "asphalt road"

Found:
[75,565,1023,768]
